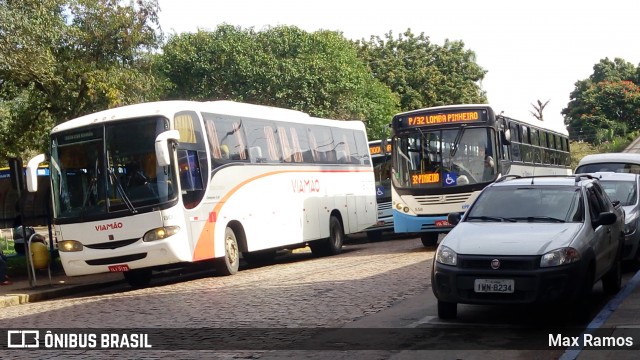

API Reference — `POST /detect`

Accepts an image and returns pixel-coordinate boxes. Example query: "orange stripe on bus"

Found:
[191,168,373,261]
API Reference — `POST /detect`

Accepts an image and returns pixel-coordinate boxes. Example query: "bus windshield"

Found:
[392,127,497,188]
[372,154,392,201]
[50,117,178,220]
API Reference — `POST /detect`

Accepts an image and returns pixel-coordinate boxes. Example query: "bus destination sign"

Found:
[412,172,440,185]
[369,143,392,155]
[399,109,486,128]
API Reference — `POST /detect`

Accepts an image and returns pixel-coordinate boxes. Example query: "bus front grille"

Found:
[413,193,472,205]
[84,238,140,250]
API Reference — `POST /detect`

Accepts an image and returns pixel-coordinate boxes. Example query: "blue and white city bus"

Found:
[365,140,393,241]
[389,104,571,246]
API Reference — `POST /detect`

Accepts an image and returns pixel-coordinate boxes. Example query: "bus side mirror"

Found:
[155,130,180,167]
[502,129,511,145]
[381,138,391,155]
[26,154,46,193]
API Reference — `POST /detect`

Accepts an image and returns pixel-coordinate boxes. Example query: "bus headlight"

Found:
[58,240,83,252]
[394,200,414,214]
[143,226,180,242]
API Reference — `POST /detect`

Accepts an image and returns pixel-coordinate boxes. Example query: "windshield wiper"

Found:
[108,168,137,214]
[450,127,466,157]
[507,216,566,223]
[466,216,517,222]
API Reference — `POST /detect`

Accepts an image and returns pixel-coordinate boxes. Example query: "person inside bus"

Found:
[481,147,496,181]
[121,161,158,201]
[220,144,230,160]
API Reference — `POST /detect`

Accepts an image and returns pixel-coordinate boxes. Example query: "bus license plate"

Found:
[108,264,130,272]
[435,220,451,227]
[474,279,514,293]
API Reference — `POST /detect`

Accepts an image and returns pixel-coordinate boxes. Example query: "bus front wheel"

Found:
[216,227,240,276]
[123,268,152,288]
[421,233,439,247]
[311,216,344,256]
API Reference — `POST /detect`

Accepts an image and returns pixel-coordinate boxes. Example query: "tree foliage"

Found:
[355,29,487,111]
[156,25,399,139]
[563,58,640,145]
[0,0,163,163]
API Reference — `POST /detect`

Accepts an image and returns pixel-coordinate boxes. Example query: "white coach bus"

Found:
[26,100,376,286]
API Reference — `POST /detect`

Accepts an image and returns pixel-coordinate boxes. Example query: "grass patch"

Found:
[5,254,63,277]
[2,237,63,277]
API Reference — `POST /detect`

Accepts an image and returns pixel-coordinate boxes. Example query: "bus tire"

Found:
[242,249,277,265]
[421,233,439,247]
[366,230,383,242]
[216,227,240,276]
[311,216,344,257]
[123,269,152,288]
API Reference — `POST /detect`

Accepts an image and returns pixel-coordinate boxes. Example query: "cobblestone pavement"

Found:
[1,236,434,359]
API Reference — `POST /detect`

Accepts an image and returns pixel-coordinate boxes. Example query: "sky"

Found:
[157,0,640,133]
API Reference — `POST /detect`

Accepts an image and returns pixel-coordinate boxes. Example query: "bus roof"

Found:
[392,103,568,136]
[51,100,367,134]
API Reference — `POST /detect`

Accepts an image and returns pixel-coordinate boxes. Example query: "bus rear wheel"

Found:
[366,230,383,242]
[123,268,152,288]
[216,227,240,276]
[421,233,439,247]
[310,216,344,257]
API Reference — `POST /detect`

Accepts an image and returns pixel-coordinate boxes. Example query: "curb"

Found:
[0,279,124,308]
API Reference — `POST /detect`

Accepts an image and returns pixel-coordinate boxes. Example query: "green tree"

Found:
[156,25,399,139]
[356,29,487,112]
[0,0,163,163]
[563,58,640,144]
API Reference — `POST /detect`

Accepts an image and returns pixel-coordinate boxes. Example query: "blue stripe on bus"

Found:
[392,210,449,233]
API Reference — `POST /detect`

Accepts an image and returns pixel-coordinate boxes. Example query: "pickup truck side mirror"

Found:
[594,211,617,227]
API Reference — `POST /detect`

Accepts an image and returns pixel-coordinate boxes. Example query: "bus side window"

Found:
[278,126,292,162]
[177,149,204,209]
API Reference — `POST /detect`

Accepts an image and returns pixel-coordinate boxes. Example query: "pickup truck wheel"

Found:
[437,301,457,320]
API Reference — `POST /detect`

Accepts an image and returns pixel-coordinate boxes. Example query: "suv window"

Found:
[576,162,640,174]
[599,180,637,206]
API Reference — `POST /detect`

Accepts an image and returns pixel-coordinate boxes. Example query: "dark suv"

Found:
[431,174,625,319]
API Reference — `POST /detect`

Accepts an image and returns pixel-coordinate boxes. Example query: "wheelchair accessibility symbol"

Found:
[376,186,385,196]
[443,172,457,187]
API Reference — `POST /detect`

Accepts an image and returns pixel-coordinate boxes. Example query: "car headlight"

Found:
[625,220,637,235]
[435,245,457,266]
[540,247,581,267]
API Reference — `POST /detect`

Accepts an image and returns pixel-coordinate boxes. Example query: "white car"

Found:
[431,174,625,319]
[587,172,640,263]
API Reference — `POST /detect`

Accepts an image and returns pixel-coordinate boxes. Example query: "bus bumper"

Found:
[392,210,453,233]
